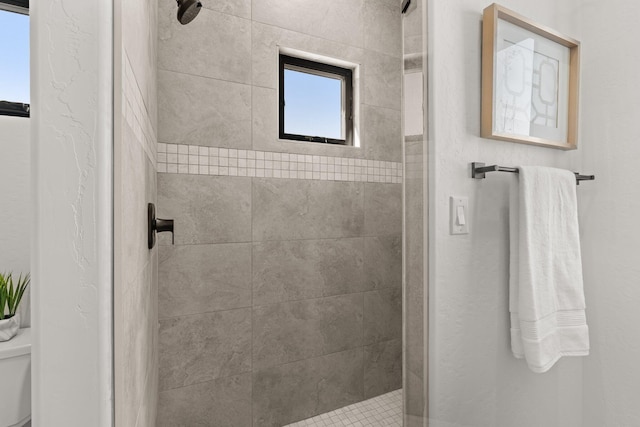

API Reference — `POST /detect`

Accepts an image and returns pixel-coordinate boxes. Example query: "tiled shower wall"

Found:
[402,1,427,426]
[114,0,159,425]
[156,1,402,426]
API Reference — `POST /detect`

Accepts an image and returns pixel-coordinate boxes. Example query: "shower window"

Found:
[279,54,354,145]
[0,0,29,117]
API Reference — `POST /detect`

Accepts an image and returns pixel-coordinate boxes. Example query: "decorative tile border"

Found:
[158,143,402,184]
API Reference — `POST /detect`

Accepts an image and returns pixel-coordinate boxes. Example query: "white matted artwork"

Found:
[482,3,580,150]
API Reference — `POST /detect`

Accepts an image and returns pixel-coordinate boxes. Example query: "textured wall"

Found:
[114,0,159,426]
[30,0,113,425]
[0,116,30,327]
[156,1,403,426]
[579,1,640,425]
[428,0,584,426]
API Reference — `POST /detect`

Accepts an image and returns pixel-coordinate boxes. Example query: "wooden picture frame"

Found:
[481,3,580,150]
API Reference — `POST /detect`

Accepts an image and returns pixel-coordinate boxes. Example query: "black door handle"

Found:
[148,203,174,249]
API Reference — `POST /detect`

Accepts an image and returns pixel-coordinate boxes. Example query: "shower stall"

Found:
[150,0,428,426]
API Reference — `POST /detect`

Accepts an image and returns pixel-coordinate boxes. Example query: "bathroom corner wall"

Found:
[113,0,159,426]
[156,1,403,426]
[428,0,584,426]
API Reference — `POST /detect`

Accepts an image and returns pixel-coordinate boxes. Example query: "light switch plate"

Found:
[450,196,469,235]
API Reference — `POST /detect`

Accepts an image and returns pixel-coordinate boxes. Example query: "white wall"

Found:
[0,116,30,273]
[31,0,113,425]
[427,1,585,426]
[0,116,30,326]
[579,1,640,425]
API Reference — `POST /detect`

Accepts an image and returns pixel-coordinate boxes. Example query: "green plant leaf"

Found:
[0,272,7,320]
[11,273,29,316]
[0,272,29,318]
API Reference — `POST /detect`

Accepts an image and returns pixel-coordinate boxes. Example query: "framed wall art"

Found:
[481,3,580,150]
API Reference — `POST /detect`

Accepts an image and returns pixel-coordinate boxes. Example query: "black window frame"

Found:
[279,54,354,145]
[0,0,30,118]
[1,0,28,9]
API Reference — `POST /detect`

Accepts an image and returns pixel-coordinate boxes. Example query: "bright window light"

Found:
[0,7,29,115]
[279,54,353,145]
[284,69,342,140]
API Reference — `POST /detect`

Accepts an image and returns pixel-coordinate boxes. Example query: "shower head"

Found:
[176,0,202,25]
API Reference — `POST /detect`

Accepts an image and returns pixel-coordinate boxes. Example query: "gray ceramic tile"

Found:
[252,238,364,305]
[150,246,160,336]
[405,273,424,378]
[251,0,364,49]
[404,34,423,56]
[252,348,364,426]
[145,150,158,210]
[364,235,402,290]
[405,141,424,275]
[363,288,402,345]
[158,374,252,427]
[253,294,363,370]
[122,260,156,427]
[136,250,159,427]
[200,0,251,19]
[157,174,251,245]
[405,140,425,380]
[251,22,364,90]
[135,361,159,427]
[158,5,251,84]
[405,223,424,380]
[405,369,426,421]
[122,0,157,130]
[406,413,427,427]
[364,51,402,110]
[363,0,402,57]
[157,69,251,148]
[159,308,251,390]
[364,183,402,236]
[251,86,278,148]
[363,339,402,399]
[403,0,423,38]
[159,243,252,318]
[252,179,364,241]
[120,121,154,284]
[362,105,402,162]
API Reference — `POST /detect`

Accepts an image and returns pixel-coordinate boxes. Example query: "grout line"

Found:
[253,346,364,374]
[157,233,402,248]
[158,305,253,321]
[250,19,367,56]
[157,284,402,322]
[158,371,252,394]
[198,4,251,22]
[158,66,253,88]
[251,290,375,310]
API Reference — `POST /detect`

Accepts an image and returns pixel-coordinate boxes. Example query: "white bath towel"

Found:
[509,166,589,373]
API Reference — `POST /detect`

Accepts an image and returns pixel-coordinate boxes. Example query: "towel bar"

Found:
[471,162,595,185]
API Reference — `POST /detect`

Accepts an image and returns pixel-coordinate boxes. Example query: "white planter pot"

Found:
[0,314,20,342]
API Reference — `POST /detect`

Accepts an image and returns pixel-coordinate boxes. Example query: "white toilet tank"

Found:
[0,328,31,427]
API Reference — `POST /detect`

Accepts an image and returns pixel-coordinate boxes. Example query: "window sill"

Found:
[0,101,30,118]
